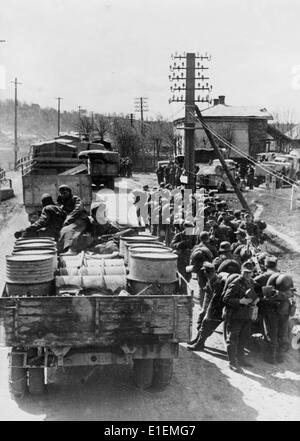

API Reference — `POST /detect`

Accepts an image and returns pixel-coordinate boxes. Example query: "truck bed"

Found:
[0,294,191,348]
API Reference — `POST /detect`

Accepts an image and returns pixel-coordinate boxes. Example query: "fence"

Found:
[16,155,34,176]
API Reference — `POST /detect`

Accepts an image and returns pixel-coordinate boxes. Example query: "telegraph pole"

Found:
[134,97,148,172]
[10,78,22,171]
[56,97,63,136]
[91,111,94,141]
[78,105,82,136]
[169,52,212,189]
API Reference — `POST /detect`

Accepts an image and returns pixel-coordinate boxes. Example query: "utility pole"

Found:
[169,52,212,189]
[91,111,94,141]
[10,77,22,171]
[134,97,148,172]
[194,105,250,211]
[56,97,63,136]
[78,105,82,137]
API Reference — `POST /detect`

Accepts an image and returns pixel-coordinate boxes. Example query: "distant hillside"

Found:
[0,99,176,171]
[0,99,79,140]
[0,99,79,168]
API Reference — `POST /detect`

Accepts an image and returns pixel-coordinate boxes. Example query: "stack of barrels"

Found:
[119,234,179,295]
[6,237,57,296]
[56,255,127,293]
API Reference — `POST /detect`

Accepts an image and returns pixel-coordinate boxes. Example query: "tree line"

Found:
[0,99,178,161]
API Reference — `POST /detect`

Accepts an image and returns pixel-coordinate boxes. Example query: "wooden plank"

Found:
[0,295,191,347]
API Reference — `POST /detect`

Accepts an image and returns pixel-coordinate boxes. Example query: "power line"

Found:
[193,113,299,187]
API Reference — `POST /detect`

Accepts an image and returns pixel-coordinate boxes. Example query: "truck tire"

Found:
[152,359,173,388]
[8,350,27,398]
[132,359,154,389]
[28,368,45,395]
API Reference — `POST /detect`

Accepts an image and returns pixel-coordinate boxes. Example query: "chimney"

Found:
[218,95,225,105]
[213,98,219,106]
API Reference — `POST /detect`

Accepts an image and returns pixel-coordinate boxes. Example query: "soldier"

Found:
[262,273,296,364]
[127,157,133,177]
[239,212,259,244]
[15,193,66,241]
[222,263,258,372]
[187,262,229,351]
[156,164,165,186]
[213,241,237,272]
[57,185,89,253]
[164,162,171,185]
[253,255,279,336]
[197,231,218,258]
[231,228,247,254]
[171,220,197,293]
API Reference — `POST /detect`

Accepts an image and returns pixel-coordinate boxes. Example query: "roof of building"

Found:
[201,104,272,119]
[174,103,273,124]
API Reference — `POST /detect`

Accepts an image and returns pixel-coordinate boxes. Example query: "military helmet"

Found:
[275,273,294,291]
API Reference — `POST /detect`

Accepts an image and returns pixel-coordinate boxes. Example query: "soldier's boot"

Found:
[237,348,253,368]
[188,333,200,346]
[227,347,243,373]
[187,335,205,351]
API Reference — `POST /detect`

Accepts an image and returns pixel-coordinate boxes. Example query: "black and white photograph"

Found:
[0,0,299,423]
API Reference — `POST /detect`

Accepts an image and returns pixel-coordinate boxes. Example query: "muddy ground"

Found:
[0,172,299,421]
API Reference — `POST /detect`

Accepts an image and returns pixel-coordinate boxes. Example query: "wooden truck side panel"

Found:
[0,295,192,348]
[22,174,92,215]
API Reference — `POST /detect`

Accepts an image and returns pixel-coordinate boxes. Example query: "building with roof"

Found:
[174,95,273,162]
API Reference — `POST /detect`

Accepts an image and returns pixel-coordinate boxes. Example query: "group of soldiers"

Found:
[15,185,124,254]
[156,161,184,187]
[119,156,133,178]
[132,182,297,373]
[15,180,297,374]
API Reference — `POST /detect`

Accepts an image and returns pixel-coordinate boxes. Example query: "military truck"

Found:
[0,250,192,396]
[78,149,120,190]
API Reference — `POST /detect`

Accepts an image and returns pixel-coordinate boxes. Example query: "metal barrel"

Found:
[128,252,178,283]
[6,255,55,285]
[12,249,58,271]
[119,235,158,257]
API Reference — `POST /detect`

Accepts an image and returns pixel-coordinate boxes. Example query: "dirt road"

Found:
[0,172,299,421]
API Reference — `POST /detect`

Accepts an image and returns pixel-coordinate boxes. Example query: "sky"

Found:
[1,0,300,122]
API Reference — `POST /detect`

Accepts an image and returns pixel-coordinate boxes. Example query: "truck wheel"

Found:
[8,350,27,398]
[132,359,154,389]
[28,368,45,395]
[152,359,173,388]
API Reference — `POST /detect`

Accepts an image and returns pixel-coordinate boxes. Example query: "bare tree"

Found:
[216,123,234,158]
[271,109,295,135]
[94,114,110,141]
[112,117,141,157]
[78,115,93,138]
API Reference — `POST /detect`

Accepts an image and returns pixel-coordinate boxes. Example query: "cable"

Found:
[199,116,299,186]
[165,105,185,123]
[192,112,299,187]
